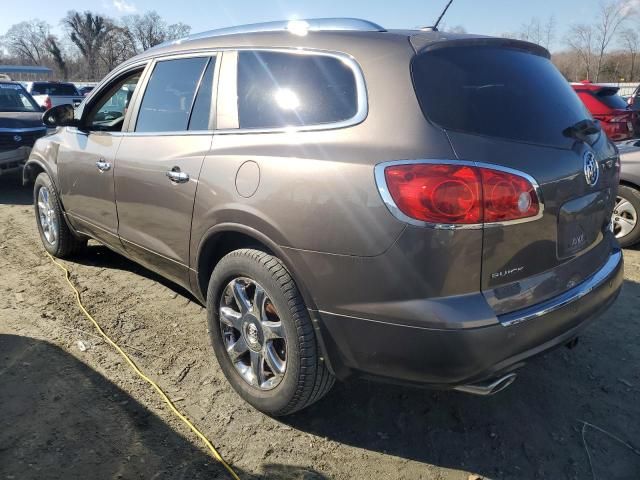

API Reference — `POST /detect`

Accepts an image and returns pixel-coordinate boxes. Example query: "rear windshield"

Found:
[412,46,591,148]
[596,89,628,109]
[31,83,79,96]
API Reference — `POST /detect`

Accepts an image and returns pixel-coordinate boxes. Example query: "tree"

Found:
[593,0,634,82]
[501,16,555,51]
[566,24,596,80]
[99,26,137,73]
[123,11,191,52]
[2,20,51,65]
[620,28,640,81]
[64,11,113,79]
[44,35,68,80]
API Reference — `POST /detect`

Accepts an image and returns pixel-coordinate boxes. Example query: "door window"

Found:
[236,51,359,129]
[86,71,142,132]
[188,58,216,130]
[136,57,210,132]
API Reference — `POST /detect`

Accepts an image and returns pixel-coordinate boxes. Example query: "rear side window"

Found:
[412,46,591,148]
[188,57,216,130]
[237,51,358,129]
[136,57,209,132]
[31,83,79,96]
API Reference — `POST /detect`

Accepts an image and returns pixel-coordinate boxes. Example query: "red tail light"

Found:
[382,163,540,225]
[43,96,52,110]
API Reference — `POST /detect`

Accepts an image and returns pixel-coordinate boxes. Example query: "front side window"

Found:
[237,51,359,129]
[86,71,142,132]
[136,57,210,132]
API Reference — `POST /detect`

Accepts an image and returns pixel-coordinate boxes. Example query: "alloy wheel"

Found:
[219,277,287,390]
[37,186,58,245]
[613,195,638,239]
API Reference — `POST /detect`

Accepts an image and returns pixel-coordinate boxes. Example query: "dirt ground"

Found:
[1,172,639,480]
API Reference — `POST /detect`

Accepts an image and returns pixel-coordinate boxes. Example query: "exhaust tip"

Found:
[489,373,517,394]
[454,373,517,396]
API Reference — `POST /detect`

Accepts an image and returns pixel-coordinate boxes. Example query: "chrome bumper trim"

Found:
[0,127,47,133]
[500,249,623,327]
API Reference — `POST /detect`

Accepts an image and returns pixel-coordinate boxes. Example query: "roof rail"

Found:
[154,18,386,48]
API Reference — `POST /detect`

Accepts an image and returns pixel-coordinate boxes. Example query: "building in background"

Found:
[0,65,53,82]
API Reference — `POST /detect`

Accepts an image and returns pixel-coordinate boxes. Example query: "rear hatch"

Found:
[411,38,620,315]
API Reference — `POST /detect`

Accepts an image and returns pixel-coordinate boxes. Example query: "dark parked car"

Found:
[571,81,637,142]
[0,81,47,176]
[612,139,640,247]
[25,19,624,416]
[78,86,95,96]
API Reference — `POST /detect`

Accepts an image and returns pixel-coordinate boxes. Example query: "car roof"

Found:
[116,17,549,75]
[125,18,519,63]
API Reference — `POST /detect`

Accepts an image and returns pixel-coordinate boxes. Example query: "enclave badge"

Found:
[583,150,599,186]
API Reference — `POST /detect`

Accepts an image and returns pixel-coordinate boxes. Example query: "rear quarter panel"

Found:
[190,35,456,259]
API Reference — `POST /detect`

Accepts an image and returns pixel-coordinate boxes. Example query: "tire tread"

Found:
[210,248,333,415]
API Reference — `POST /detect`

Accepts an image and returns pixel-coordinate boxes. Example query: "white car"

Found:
[23,82,83,110]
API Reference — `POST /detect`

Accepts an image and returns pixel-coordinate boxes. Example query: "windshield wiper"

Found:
[563,119,600,141]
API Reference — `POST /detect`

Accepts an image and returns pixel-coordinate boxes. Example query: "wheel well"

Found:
[23,162,45,184]
[620,179,640,191]
[197,231,273,300]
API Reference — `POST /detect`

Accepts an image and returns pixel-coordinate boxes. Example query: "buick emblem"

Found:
[246,323,259,345]
[583,151,599,186]
[13,135,22,142]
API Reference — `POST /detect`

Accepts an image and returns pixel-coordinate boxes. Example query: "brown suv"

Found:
[26,18,624,416]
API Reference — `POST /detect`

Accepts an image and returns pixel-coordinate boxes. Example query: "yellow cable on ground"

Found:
[45,251,241,480]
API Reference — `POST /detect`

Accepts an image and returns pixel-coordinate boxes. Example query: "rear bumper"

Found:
[315,247,624,386]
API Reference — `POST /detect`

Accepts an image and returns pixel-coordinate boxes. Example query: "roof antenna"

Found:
[423,0,455,32]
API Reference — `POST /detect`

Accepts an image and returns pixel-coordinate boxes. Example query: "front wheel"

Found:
[34,172,86,258]
[207,248,334,416]
[613,184,640,248]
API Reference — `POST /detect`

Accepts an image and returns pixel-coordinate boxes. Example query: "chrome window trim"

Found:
[117,130,213,137]
[499,249,622,327]
[0,127,47,133]
[374,159,545,230]
[217,47,368,135]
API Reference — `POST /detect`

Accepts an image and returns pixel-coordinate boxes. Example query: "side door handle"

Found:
[166,166,190,184]
[96,159,112,172]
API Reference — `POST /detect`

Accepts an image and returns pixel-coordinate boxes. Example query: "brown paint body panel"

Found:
[27,27,624,387]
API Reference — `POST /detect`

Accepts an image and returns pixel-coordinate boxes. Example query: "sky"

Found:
[0,0,627,51]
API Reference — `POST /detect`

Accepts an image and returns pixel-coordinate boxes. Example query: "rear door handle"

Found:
[96,159,112,172]
[166,167,189,184]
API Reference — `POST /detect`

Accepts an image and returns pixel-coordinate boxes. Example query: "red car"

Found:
[571,81,637,142]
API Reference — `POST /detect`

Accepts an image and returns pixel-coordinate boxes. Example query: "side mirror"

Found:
[42,104,78,128]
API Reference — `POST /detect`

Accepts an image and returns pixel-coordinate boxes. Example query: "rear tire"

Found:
[34,172,86,258]
[207,248,334,416]
[614,184,640,248]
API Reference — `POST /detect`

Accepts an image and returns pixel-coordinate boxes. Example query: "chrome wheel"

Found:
[37,186,58,245]
[613,195,638,239]
[219,277,287,390]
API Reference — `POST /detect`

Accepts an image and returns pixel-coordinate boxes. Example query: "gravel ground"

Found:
[1,172,639,480]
